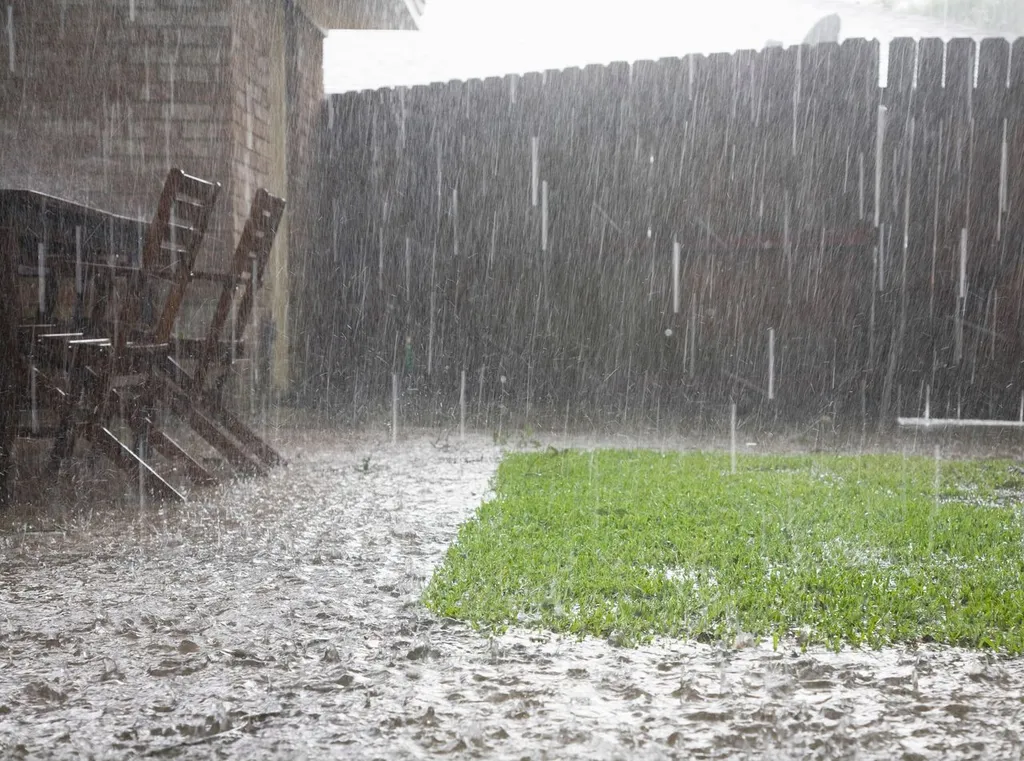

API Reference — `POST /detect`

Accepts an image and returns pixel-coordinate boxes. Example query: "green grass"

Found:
[424,449,1024,652]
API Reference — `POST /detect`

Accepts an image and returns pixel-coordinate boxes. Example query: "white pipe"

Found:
[897,417,1024,429]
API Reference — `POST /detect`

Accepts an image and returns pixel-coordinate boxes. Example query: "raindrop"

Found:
[229,289,238,366]
[74,225,83,298]
[541,180,549,252]
[36,241,46,318]
[672,238,681,315]
[246,86,254,150]
[29,365,38,436]
[452,187,459,258]
[858,151,865,220]
[688,295,697,377]
[404,236,412,300]
[250,257,258,410]
[878,224,886,291]
[999,119,1009,217]
[531,136,539,207]
[843,144,851,193]
[428,244,436,375]
[958,228,968,300]
[460,369,466,442]
[378,226,384,292]
[874,105,886,227]
[477,366,485,421]
[391,372,399,444]
[6,5,13,73]
[138,438,147,513]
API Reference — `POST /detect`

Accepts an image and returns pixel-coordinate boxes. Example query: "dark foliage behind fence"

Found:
[293,36,1024,432]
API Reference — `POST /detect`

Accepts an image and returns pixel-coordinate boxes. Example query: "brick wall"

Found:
[0,0,330,392]
[285,0,325,391]
[0,0,234,252]
[229,0,275,239]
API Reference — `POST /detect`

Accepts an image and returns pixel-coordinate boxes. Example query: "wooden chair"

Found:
[191,188,286,391]
[39,175,287,498]
[159,188,287,472]
[45,169,221,499]
[113,184,287,481]
[119,168,222,344]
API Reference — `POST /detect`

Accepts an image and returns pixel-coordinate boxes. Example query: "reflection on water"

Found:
[1,430,1023,759]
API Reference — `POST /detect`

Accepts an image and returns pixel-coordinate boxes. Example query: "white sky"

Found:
[323,0,1006,93]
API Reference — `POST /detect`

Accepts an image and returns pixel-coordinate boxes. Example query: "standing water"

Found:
[3,431,1024,760]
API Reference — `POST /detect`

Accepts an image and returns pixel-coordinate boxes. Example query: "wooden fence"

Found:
[293,36,1024,432]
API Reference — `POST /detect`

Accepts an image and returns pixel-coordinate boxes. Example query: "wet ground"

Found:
[3,427,1024,759]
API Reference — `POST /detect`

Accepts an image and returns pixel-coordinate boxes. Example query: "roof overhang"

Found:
[296,0,422,31]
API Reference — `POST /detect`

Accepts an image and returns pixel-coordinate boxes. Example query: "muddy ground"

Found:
[2,427,1024,759]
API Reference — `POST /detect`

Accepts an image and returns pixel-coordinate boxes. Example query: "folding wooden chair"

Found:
[46,169,221,498]
[192,188,286,391]
[117,185,288,481]
[159,188,287,471]
[121,168,222,344]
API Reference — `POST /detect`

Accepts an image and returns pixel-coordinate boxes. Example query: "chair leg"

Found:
[166,358,283,468]
[112,384,218,488]
[84,426,185,503]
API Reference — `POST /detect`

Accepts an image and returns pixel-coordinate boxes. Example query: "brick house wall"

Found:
[285,0,325,393]
[0,0,234,251]
[0,0,331,393]
[228,0,280,395]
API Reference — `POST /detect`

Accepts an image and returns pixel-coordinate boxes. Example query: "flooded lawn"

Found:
[2,430,1024,759]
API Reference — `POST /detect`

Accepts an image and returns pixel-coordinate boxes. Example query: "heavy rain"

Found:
[2,0,1024,758]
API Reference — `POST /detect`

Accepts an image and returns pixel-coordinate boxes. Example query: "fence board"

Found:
[302,36,1024,428]
[971,39,1010,414]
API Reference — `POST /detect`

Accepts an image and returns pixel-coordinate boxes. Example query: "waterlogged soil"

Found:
[2,429,1024,760]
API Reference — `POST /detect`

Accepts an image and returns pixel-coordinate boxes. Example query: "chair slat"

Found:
[194,187,285,390]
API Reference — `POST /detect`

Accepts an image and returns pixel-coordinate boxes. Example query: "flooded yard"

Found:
[2,429,1024,759]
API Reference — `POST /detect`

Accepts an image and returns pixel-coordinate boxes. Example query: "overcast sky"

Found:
[323,0,1008,93]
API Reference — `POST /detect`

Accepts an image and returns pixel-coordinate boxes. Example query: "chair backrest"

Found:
[231,188,286,335]
[122,168,220,345]
[195,188,285,389]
